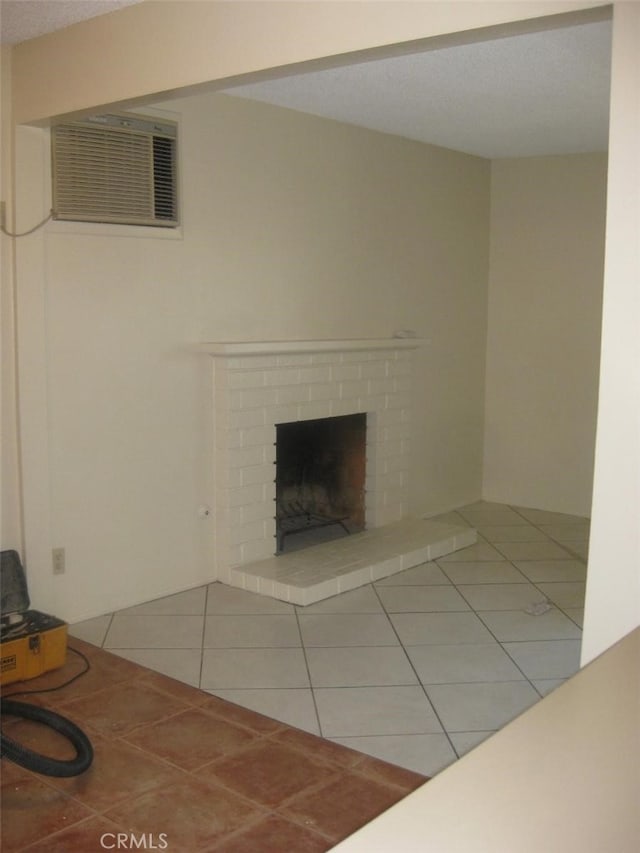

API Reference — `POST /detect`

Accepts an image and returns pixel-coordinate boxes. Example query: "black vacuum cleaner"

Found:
[0,550,93,777]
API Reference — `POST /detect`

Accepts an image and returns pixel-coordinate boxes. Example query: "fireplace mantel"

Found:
[197,338,423,357]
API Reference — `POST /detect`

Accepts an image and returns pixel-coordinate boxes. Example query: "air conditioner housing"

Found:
[52,112,178,227]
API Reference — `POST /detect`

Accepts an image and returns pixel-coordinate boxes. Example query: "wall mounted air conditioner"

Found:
[52,112,178,227]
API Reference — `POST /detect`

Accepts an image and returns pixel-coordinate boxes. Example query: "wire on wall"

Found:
[0,207,53,237]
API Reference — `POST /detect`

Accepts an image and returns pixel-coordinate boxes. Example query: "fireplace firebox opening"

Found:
[275,413,366,552]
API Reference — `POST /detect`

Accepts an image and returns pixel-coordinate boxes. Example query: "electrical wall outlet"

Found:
[52,547,65,574]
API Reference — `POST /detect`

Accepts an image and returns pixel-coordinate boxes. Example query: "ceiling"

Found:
[0,0,141,44]
[222,19,612,159]
[0,1,611,159]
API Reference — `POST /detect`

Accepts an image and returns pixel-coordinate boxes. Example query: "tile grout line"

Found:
[369,582,461,761]
[198,583,210,690]
[293,604,324,737]
[509,503,590,562]
[439,568,551,700]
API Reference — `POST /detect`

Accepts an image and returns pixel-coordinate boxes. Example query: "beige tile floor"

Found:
[70,502,587,778]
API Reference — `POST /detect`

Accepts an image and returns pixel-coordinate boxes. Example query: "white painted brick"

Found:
[308,383,336,402]
[382,423,412,443]
[228,356,278,370]
[233,388,279,410]
[361,361,388,379]
[229,519,269,546]
[382,486,407,507]
[215,426,242,450]
[237,571,260,593]
[228,446,265,469]
[364,473,380,493]
[229,389,245,412]
[394,349,412,362]
[339,379,369,399]
[241,425,276,447]
[387,358,412,377]
[368,377,397,396]
[374,505,404,526]
[387,393,412,411]
[401,547,430,569]
[276,354,313,367]
[301,579,341,604]
[227,545,243,567]
[271,405,301,426]
[227,370,266,389]
[241,501,275,525]
[241,463,275,487]
[332,399,364,417]
[299,365,332,384]
[276,385,310,405]
[310,352,341,364]
[378,470,407,490]
[264,480,276,504]
[340,351,369,363]
[337,568,371,592]
[374,439,405,459]
[375,408,406,427]
[332,363,362,381]
[370,556,403,581]
[381,455,410,475]
[228,484,265,507]
[272,582,295,603]
[360,394,387,412]
[257,577,276,597]
[225,468,242,489]
[365,453,379,476]
[230,408,266,429]
[216,565,232,584]
[365,420,379,442]
[242,538,277,563]
[297,402,334,422]
[264,368,301,386]
[210,342,418,576]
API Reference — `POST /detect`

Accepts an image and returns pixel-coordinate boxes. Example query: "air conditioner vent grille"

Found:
[52,114,178,228]
[152,136,177,221]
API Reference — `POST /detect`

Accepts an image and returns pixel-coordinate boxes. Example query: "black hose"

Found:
[0,698,93,777]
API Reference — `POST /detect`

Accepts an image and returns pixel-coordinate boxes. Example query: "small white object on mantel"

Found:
[196,338,424,357]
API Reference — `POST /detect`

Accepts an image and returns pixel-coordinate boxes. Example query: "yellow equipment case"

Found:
[0,550,68,686]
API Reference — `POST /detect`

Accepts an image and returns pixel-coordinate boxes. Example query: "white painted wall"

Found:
[4,0,637,660]
[0,48,22,553]
[581,1,640,664]
[484,154,607,517]
[13,92,489,621]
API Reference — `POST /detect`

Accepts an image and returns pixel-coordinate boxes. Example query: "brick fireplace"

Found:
[199,339,475,604]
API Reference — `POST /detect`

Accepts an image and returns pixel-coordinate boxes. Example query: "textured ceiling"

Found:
[1,3,611,159]
[223,19,612,159]
[0,0,141,44]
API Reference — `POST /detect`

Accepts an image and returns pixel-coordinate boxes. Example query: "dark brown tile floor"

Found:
[1,638,428,852]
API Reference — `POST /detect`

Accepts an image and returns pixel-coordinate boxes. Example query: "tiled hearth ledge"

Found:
[226,518,477,605]
[199,337,475,605]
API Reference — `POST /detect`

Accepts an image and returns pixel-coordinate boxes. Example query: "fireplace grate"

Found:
[276,501,351,553]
